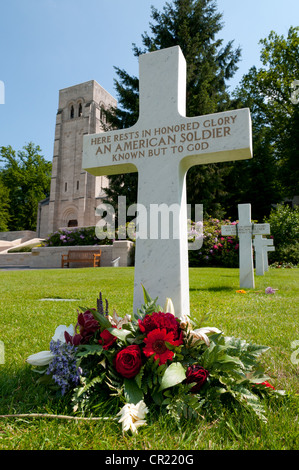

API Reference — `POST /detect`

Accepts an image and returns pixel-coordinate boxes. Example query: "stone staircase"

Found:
[0,231,43,268]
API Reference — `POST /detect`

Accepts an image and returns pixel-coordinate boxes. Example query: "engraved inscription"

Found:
[90,115,238,162]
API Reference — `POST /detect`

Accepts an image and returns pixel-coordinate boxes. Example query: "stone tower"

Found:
[37,80,116,237]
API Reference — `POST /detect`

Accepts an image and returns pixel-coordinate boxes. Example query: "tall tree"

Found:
[229,26,299,220]
[0,175,10,231]
[0,142,52,231]
[105,0,241,220]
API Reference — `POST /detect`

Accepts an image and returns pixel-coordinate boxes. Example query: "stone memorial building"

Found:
[37,80,117,237]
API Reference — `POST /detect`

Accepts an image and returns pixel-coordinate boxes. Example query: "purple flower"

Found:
[265,287,277,294]
[46,340,81,395]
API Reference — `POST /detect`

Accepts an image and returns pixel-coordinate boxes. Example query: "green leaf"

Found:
[134,366,145,389]
[76,344,103,358]
[108,327,132,342]
[159,362,186,391]
[216,354,243,366]
[224,336,270,358]
[124,378,144,405]
[147,374,153,388]
[137,285,162,315]
[230,384,268,422]
[152,389,164,406]
[77,375,104,398]
[92,310,112,329]
[142,285,153,304]
[246,371,270,384]
[247,344,270,357]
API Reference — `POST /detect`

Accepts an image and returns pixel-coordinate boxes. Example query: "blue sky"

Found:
[0,0,298,162]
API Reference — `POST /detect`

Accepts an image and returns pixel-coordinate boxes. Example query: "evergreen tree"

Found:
[105,0,241,220]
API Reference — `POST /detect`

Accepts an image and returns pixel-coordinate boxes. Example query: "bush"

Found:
[43,227,113,247]
[188,218,239,268]
[268,241,299,266]
[265,204,299,265]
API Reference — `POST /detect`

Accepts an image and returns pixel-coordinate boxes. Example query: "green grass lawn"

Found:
[0,266,298,450]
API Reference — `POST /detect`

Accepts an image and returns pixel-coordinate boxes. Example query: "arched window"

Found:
[78,102,83,117]
[70,105,74,119]
[100,104,106,123]
[68,219,78,227]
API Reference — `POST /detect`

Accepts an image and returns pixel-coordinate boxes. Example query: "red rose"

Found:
[114,345,142,379]
[185,365,209,392]
[99,329,117,350]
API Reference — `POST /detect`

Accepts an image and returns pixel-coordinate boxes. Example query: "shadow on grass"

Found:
[190,286,235,293]
[0,366,69,415]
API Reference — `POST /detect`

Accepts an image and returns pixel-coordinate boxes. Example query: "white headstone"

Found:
[253,235,274,275]
[83,46,252,316]
[221,204,270,288]
[263,245,275,271]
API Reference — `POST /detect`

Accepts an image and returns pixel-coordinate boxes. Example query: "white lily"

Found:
[179,314,194,330]
[163,297,175,316]
[117,400,148,434]
[52,324,74,343]
[26,324,75,366]
[179,313,221,346]
[26,350,54,366]
[189,327,222,347]
[111,310,132,329]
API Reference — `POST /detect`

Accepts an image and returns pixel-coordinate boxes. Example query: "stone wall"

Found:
[0,241,134,269]
[0,231,37,242]
[0,252,32,267]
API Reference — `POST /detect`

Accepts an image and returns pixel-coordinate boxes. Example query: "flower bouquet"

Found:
[27,287,282,433]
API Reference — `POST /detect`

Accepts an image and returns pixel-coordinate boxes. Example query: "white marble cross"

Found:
[221,204,270,288]
[264,245,275,271]
[83,46,252,316]
[253,235,274,275]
